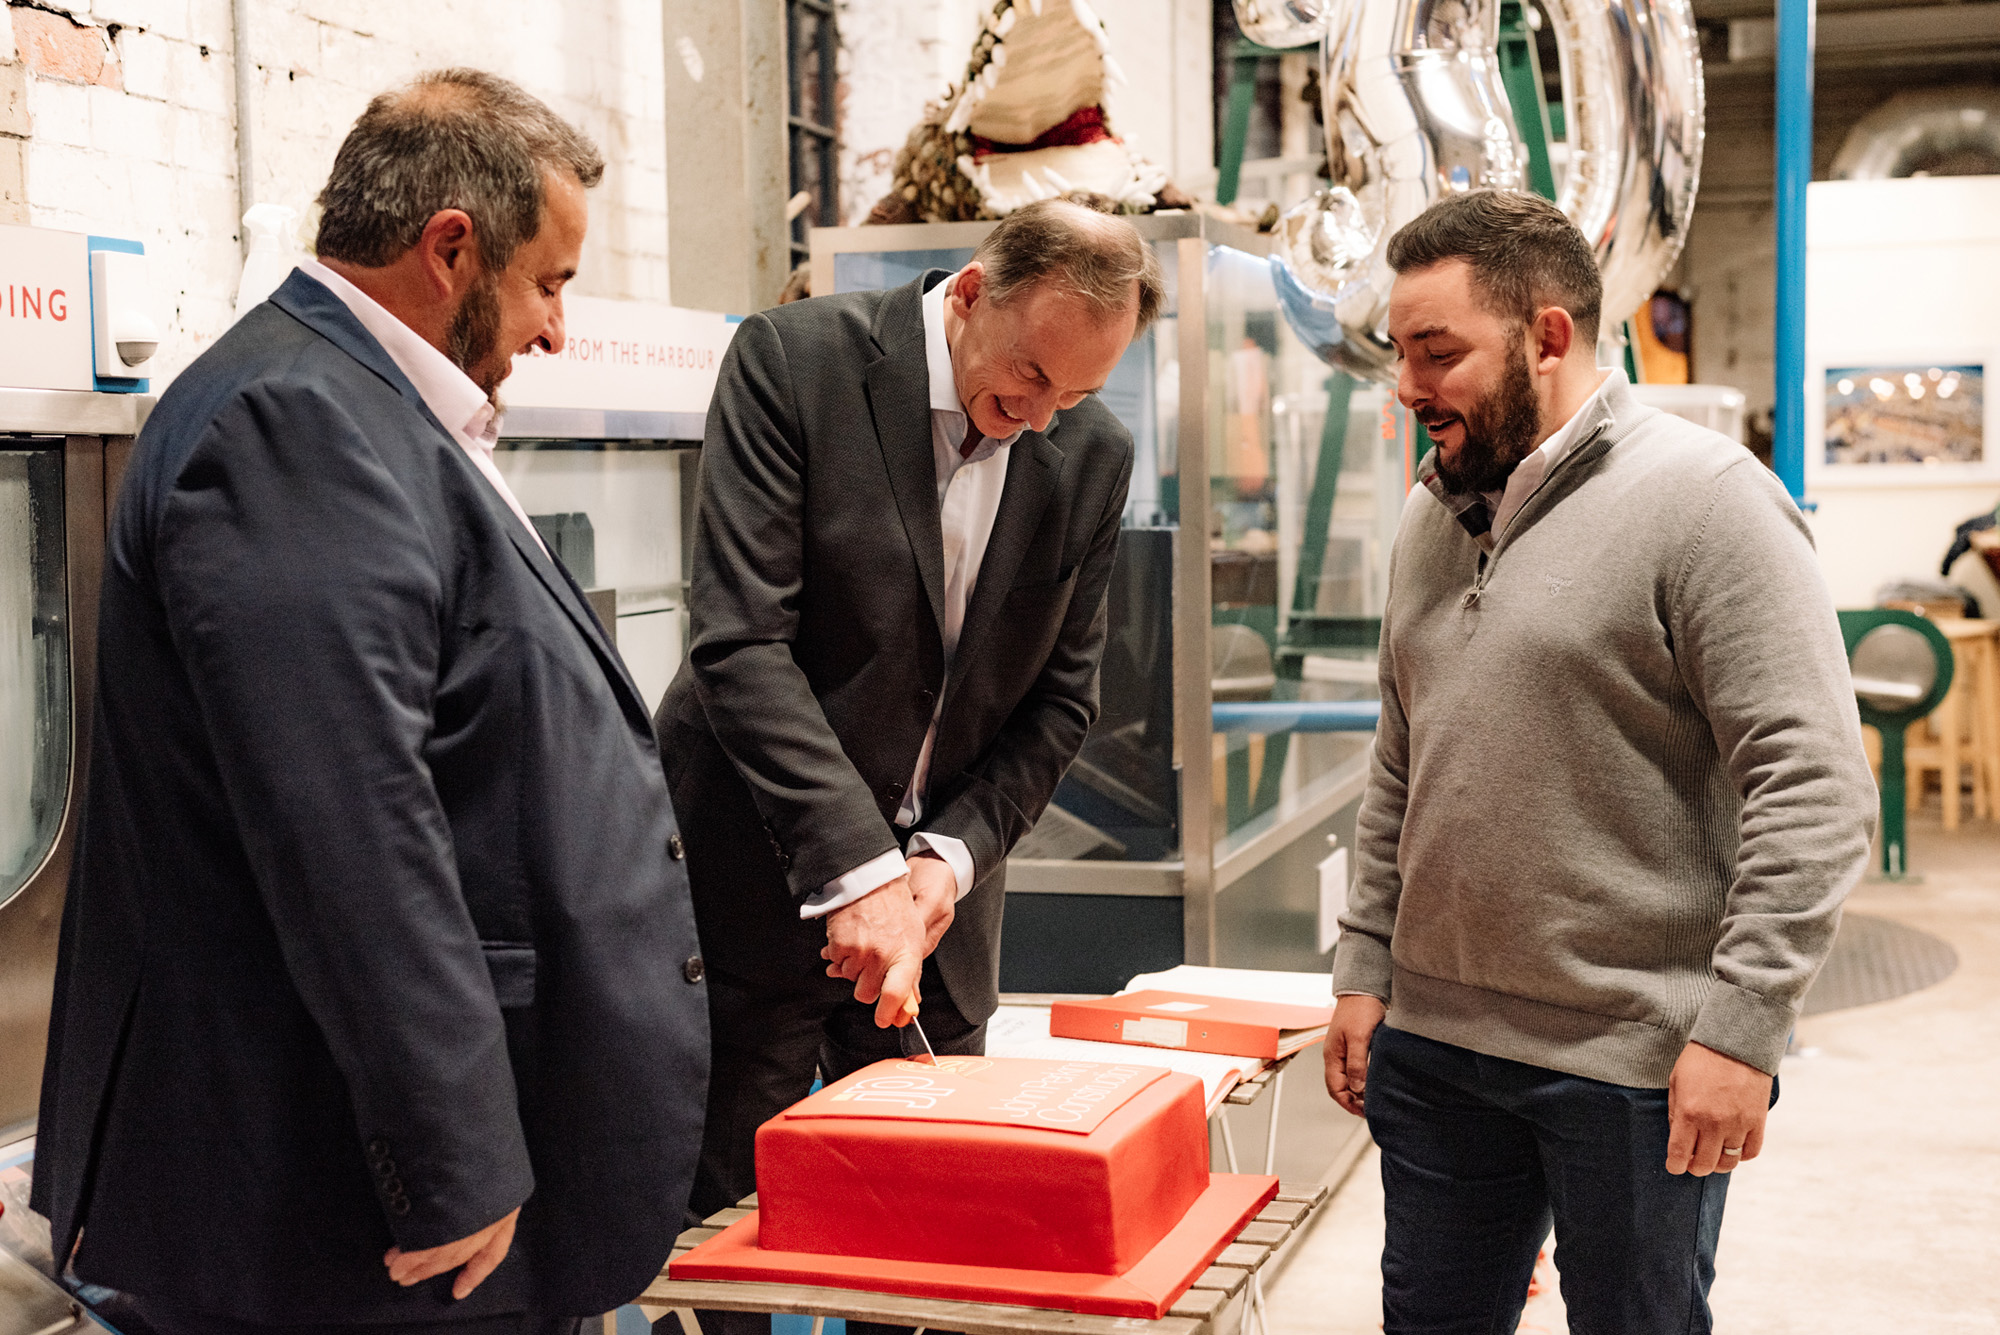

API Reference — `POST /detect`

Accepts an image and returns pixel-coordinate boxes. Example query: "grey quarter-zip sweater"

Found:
[1332,373,1877,1087]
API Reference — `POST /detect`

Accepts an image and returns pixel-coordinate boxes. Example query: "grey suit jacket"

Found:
[656,271,1134,1021]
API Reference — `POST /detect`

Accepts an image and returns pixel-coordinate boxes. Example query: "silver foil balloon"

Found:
[1234,0,1332,50]
[1248,0,1704,382]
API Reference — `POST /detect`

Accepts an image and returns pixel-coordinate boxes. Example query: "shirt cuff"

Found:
[799,847,908,920]
[906,833,975,901]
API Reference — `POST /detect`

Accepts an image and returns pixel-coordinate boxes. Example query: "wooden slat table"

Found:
[637,1180,1331,1335]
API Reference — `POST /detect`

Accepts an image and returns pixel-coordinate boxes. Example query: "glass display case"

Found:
[492,434,700,716]
[0,442,66,913]
[813,215,1417,990]
[0,389,139,1136]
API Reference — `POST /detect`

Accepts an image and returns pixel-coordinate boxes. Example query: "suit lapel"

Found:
[275,268,653,732]
[949,428,1064,678]
[500,516,652,731]
[866,328,948,641]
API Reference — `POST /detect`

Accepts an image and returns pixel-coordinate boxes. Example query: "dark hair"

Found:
[972,198,1165,332]
[1386,191,1602,346]
[315,69,604,270]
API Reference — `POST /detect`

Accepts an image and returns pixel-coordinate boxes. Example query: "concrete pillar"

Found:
[662,0,790,314]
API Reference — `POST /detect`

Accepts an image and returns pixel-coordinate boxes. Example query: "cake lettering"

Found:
[990,1063,1149,1125]
[830,1075,954,1109]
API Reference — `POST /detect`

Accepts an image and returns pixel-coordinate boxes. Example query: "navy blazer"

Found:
[32,270,708,1322]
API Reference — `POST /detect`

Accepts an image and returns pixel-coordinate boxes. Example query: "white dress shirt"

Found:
[1480,367,1619,540]
[298,260,546,555]
[799,271,1022,920]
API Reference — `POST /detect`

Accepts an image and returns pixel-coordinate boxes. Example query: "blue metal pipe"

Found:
[1212,700,1383,734]
[1773,0,1815,502]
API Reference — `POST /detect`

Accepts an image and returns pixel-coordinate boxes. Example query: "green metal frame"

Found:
[1215,37,1322,207]
[1838,608,1955,878]
[1497,3,1558,199]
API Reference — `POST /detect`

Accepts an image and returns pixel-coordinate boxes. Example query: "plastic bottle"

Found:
[233,204,299,323]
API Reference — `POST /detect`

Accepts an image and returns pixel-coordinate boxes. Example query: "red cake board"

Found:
[669,1172,1278,1320]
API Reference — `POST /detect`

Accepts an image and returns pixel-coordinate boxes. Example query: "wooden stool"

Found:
[1903,618,2000,830]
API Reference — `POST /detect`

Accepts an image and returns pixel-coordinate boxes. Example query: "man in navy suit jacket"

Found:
[32,70,708,1334]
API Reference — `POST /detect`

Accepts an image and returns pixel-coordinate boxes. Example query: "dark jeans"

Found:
[664,954,985,1335]
[1366,1024,1760,1335]
[124,1295,582,1335]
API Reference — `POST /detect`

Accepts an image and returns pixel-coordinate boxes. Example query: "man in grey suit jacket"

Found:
[35,71,707,1334]
[656,200,1160,1332]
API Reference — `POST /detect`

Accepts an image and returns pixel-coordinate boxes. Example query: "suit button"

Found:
[389,1197,412,1217]
[920,689,936,708]
[683,956,706,984]
[667,833,686,860]
[366,1139,389,1159]
[374,1159,397,1179]
[382,1176,404,1197]
[884,781,906,802]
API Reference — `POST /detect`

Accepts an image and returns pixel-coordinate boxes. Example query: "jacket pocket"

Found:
[480,942,537,1008]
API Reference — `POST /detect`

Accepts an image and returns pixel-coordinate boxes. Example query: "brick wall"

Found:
[1,0,668,385]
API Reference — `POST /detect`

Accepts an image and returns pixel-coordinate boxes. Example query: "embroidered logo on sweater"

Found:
[1547,576,1573,597]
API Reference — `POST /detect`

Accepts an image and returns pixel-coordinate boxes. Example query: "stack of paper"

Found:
[1122,964,1335,1008]
[984,1006,1256,1116]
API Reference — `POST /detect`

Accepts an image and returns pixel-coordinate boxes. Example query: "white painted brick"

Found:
[90,82,169,161]
[113,28,173,101]
[22,0,675,388]
[28,81,93,149]
[170,105,228,169]
[94,0,194,43]
[0,139,27,225]
[187,0,232,44]
[1,5,18,65]
[173,39,229,114]
[30,142,131,227]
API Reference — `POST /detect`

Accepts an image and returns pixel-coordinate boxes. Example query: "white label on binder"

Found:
[1123,1017,1189,1047]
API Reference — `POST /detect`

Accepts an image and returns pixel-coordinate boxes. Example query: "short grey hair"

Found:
[315,69,604,271]
[973,198,1165,333]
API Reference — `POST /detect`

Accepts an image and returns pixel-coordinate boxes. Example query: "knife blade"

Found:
[905,1013,939,1065]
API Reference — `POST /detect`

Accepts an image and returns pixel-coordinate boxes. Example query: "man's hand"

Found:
[384,1207,519,1299]
[822,877,926,1027]
[1323,994,1386,1117]
[1665,1041,1773,1176]
[908,854,957,955]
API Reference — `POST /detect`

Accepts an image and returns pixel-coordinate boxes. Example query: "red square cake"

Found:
[670,1053,1280,1318]
[756,1055,1211,1273]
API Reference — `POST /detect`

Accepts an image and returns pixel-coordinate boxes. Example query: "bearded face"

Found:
[1425,331,1546,495]
[445,267,507,400]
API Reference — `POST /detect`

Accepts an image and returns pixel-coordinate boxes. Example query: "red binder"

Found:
[1048,991,1334,1060]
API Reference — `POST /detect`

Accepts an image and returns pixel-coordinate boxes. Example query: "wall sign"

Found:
[0,224,93,393]
[502,293,739,440]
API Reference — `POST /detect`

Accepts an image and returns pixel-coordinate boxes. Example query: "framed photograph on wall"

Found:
[1824,364,1984,467]
[1808,343,2000,487]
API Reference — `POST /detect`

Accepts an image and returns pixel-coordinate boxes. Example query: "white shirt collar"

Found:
[300,259,501,451]
[1483,367,1621,535]
[922,271,1023,450]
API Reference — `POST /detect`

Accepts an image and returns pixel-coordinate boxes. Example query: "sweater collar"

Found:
[1420,372,1626,551]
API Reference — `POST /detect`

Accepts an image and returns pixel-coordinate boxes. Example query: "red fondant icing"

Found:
[757,1057,1211,1274]
[670,1172,1280,1320]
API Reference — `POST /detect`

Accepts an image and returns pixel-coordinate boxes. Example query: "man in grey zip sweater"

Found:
[1327,191,1876,1332]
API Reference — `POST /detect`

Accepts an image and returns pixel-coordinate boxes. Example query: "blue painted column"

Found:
[1773,0,1815,501]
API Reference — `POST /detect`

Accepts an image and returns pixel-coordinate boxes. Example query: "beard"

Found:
[1426,336,1545,495]
[445,270,506,400]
